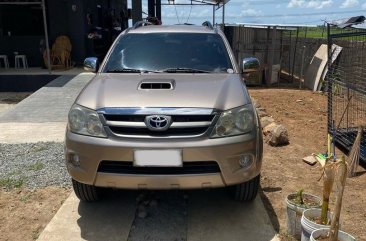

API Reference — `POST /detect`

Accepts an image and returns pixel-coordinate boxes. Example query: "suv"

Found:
[65,22,263,202]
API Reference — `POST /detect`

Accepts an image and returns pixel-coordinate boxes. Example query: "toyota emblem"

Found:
[145,115,172,131]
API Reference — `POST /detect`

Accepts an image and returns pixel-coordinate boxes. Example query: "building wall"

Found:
[47,0,87,65]
[47,0,128,65]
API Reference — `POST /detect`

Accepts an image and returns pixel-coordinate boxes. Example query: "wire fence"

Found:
[327,27,366,163]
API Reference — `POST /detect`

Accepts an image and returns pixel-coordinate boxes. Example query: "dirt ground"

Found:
[249,88,366,241]
[0,187,70,241]
[0,88,365,241]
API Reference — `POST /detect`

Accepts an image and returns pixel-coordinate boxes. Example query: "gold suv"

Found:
[65,22,263,202]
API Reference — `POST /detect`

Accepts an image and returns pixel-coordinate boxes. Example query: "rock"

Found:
[252,99,261,108]
[138,210,148,219]
[263,122,277,133]
[257,110,268,118]
[149,199,158,207]
[257,107,266,112]
[137,205,147,218]
[263,123,289,146]
[296,99,303,102]
[260,116,275,128]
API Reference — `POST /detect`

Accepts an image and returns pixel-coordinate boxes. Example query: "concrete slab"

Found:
[0,73,94,123]
[0,73,94,143]
[0,122,66,143]
[187,189,279,241]
[37,191,137,241]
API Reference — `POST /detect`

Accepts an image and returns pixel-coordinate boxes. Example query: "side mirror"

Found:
[241,57,260,73]
[84,57,99,72]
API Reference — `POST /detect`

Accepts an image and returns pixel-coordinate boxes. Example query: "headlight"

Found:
[68,104,107,138]
[211,105,254,138]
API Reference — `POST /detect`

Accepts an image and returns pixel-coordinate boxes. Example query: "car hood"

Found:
[76,73,251,111]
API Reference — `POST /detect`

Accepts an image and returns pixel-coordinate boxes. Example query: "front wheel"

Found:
[228,174,260,202]
[72,179,100,202]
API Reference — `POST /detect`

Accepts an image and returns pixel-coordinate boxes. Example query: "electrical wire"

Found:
[174,5,181,24]
[186,5,193,23]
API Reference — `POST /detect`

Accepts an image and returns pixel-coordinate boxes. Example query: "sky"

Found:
[132,0,366,26]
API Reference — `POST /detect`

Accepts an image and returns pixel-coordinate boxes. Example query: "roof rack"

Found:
[202,21,214,30]
[132,21,153,29]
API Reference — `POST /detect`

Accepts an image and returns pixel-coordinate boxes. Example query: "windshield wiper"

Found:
[158,68,211,73]
[106,68,143,73]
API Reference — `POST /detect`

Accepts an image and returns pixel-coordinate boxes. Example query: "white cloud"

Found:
[288,0,333,9]
[288,0,306,8]
[308,0,333,9]
[340,0,359,8]
[240,9,263,17]
[363,2,366,9]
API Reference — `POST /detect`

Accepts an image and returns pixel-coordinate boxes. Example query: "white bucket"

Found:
[301,208,333,241]
[286,193,321,239]
[310,228,356,241]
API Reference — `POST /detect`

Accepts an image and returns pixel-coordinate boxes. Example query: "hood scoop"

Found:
[138,79,175,90]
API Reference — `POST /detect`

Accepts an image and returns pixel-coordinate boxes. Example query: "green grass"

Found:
[283,27,366,40]
[0,177,25,189]
[29,145,48,153]
[27,162,44,171]
[20,195,30,202]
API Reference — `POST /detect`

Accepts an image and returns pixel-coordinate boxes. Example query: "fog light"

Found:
[239,155,253,168]
[68,154,80,167]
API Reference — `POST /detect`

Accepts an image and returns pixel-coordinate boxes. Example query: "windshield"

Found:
[103,33,233,73]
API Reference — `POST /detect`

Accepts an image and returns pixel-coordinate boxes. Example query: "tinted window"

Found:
[104,33,233,73]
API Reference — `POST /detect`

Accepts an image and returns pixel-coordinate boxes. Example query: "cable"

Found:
[174,5,181,24]
[186,5,193,23]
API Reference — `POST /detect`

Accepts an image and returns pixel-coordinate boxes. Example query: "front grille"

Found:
[100,109,217,138]
[109,126,208,136]
[98,161,220,175]
[104,115,214,122]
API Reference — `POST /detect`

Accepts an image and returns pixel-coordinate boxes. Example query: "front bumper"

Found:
[65,129,263,190]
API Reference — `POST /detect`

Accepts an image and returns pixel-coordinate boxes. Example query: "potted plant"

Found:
[286,189,321,239]
[300,158,335,241]
[310,228,356,241]
[310,156,356,241]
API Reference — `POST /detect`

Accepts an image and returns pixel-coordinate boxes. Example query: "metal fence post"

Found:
[327,23,333,134]
[300,46,306,89]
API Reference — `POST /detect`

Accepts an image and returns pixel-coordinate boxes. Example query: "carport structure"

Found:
[0,0,229,74]
[135,0,230,25]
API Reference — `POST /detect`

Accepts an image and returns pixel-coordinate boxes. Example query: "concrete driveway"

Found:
[37,189,279,241]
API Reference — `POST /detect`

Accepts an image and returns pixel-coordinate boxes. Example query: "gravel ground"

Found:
[0,142,70,190]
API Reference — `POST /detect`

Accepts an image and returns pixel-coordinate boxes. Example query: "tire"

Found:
[72,179,100,202]
[229,174,260,202]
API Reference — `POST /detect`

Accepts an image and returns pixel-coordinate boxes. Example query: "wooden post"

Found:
[42,0,51,74]
[329,157,347,241]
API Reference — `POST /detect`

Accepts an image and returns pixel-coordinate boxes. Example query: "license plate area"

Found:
[134,150,182,167]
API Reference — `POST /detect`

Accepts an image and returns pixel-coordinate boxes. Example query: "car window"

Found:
[103,33,233,73]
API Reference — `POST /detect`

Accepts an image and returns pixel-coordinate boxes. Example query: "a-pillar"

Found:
[132,0,142,24]
[148,0,155,18]
[156,0,161,21]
